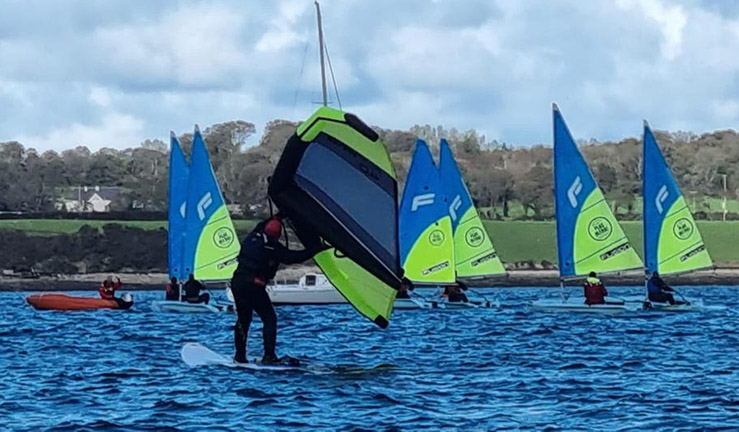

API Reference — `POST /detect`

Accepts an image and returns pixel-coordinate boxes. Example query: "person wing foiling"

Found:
[230,215,324,365]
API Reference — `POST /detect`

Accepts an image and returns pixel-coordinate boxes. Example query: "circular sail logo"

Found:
[429,230,445,246]
[213,227,235,249]
[588,217,613,241]
[673,218,694,240]
[465,227,485,247]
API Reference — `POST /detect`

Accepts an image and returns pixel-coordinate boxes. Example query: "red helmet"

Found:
[264,217,283,238]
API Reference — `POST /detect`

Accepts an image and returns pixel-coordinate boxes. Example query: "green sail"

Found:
[192,205,240,281]
[643,122,712,275]
[554,105,642,278]
[439,140,505,278]
[399,140,455,284]
[571,189,643,275]
[656,197,712,274]
[183,127,240,282]
[269,106,403,328]
[314,249,397,324]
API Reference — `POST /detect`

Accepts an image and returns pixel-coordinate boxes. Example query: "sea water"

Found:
[2,286,738,431]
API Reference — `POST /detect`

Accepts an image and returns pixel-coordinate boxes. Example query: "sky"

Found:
[1,0,739,151]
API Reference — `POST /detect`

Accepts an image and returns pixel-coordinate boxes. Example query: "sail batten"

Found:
[642,123,712,275]
[553,105,642,278]
[439,139,506,278]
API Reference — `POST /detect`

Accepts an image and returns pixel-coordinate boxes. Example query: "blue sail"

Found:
[398,140,455,283]
[439,139,505,277]
[168,132,189,280]
[553,104,642,278]
[643,122,712,275]
[182,126,240,281]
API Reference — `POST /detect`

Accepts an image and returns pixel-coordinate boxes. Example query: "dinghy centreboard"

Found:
[636,121,712,311]
[152,127,239,313]
[531,104,643,313]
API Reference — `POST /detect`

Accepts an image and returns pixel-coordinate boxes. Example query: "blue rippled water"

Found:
[2,286,739,431]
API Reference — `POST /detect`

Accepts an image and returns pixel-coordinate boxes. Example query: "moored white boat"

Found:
[267,273,347,305]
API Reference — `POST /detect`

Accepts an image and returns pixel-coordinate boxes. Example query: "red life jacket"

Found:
[583,278,607,305]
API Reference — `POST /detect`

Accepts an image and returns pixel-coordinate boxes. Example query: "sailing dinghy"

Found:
[152,127,239,313]
[438,139,504,308]
[626,121,712,311]
[531,104,643,313]
[397,139,456,309]
[396,139,500,309]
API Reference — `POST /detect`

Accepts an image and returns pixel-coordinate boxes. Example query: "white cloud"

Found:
[2,0,739,150]
[18,112,145,151]
[616,0,687,60]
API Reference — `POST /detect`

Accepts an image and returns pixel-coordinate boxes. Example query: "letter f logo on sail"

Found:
[656,185,669,214]
[197,192,213,220]
[412,193,435,211]
[567,176,582,208]
[449,195,462,221]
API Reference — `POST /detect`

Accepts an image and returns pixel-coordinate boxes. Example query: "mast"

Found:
[315,1,328,107]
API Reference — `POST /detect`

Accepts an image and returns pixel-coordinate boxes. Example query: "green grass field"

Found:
[487,220,739,265]
[2,219,738,265]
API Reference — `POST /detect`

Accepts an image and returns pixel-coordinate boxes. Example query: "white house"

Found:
[56,186,123,213]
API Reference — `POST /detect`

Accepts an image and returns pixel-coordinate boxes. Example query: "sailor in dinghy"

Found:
[638,121,711,311]
[531,104,643,314]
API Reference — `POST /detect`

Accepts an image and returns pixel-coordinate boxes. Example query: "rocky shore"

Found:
[1,266,737,291]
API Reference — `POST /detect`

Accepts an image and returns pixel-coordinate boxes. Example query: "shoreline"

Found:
[1,267,737,292]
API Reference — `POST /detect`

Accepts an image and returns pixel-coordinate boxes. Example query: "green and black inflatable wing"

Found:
[268,107,402,328]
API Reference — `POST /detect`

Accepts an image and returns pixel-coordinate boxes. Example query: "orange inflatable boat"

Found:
[26,293,133,311]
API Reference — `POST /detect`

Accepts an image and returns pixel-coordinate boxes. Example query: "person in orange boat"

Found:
[99,275,123,300]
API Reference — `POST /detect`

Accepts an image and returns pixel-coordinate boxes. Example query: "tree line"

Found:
[2,118,738,220]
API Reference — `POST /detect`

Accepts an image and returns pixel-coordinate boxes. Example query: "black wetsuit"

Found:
[184,279,210,304]
[648,276,677,305]
[231,225,318,362]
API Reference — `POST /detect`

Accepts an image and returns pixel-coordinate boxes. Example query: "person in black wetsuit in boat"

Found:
[397,279,414,299]
[230,215,324,365]
[647,272,687,305]
[442,281,469,303]
[184,274,210,304]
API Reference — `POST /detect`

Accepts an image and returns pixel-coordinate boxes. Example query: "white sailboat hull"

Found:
[621,296,704,312]
[267,285,347,305]
[150,300,224,313]
[394,298,437,309]
[531,297,640,314]
[442,299,498,309]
